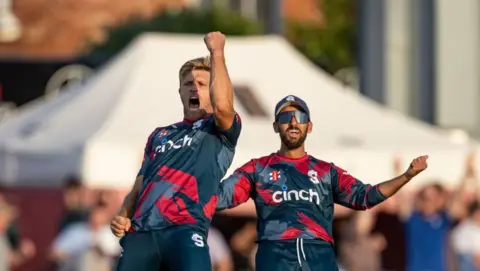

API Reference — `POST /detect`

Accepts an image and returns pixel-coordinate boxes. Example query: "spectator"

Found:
[405,152,478,271]
[5,220,35,269]
[405,183,462,271]
[372,157,407,271]
[0,193,35,271]
[58,176,89,232]
[208,227,234,271]
[230,221,257,271]
[50,204,121,271]
[372,197,406,271]
[339,212,385,271]
[0,200,15,271]
[452,201,480,270]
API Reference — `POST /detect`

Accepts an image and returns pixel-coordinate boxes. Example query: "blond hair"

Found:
[178,56,211,83]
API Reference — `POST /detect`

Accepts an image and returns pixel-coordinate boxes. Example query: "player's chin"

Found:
[283,139,301,149]
[187,107,207,119]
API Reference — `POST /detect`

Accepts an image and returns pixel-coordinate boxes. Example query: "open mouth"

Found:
[287,129,300,137]
[189,96,200,110]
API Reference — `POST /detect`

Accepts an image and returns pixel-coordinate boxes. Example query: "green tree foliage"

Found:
[88,2,355,74]
[285,0,356,74]
[88,8,261,55]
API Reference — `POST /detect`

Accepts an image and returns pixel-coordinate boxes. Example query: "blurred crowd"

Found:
[1,153,480,271]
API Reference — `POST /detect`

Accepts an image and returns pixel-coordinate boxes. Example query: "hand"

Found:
[204,31,225,55]
[404,155,428,179]
[19,238,36,258]
[110,215,131,237]
[465,151,476,177]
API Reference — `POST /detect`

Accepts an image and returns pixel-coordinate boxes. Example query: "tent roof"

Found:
[0,33,475,188]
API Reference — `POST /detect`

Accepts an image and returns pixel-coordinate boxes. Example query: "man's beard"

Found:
[280,130,308,150]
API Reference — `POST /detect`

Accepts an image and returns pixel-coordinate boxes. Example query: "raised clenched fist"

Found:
[110,215,131,237]
[204,31,226,54]
[405,155,428,179]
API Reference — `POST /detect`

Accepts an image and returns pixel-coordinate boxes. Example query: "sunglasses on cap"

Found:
[276,110,310,124]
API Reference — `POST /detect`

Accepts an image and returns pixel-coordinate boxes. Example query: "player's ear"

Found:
[307,122,313,133]
[273,122,279,133]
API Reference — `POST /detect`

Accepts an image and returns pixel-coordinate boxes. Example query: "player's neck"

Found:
[278,145,307,159]
[183,107,211,123]
[183,113,206,123]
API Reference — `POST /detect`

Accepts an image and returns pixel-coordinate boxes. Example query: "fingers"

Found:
[110,216,131,237]
[125,218,132,232]
[111,228,125,237]
[411,155,428,171]
[413,155,428,163]
[111,219,125,230]
[110,221,125,237]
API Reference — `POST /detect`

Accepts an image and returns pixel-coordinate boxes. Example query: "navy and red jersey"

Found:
[131,113,241,234]
[216,153,387,243]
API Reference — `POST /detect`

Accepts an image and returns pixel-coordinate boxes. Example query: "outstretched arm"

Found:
[333,155,428,210]
[377,155,428,197]
[204,32,235,131]
[217,160,255,211]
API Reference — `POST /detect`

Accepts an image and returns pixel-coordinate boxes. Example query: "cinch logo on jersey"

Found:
[155,135,193,154]
[272,186,320,205]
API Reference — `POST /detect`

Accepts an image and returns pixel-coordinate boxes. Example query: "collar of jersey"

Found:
[274,152,309,163]
[182,114,212,125]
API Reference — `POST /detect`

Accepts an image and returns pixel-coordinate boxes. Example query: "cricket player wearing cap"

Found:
[215,95,429,270]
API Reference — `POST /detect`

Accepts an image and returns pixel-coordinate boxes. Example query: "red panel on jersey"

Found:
[158,166,199,203]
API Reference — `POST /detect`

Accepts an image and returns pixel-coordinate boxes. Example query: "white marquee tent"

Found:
[0,33,476,188]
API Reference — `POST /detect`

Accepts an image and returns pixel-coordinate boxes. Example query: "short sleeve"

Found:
[137,128,160,177]
[214,112,242,149]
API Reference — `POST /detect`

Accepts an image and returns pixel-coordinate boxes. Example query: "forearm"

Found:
[118,175,144,218]
[377,173,411,198]
[216,258,234,271]
[118,190,139,218]
[210,54,234,122]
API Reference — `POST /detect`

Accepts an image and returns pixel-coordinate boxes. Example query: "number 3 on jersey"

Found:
[191,233,205,247]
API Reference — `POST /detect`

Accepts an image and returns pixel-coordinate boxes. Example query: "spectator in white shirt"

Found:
[452,202,480,270]
[50,204,121,271]
[208,227,233,271]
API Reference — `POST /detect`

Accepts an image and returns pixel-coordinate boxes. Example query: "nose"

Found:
[289,116,298,125]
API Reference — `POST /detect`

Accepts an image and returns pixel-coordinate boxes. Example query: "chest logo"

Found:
[155,134,193,154]
[269,170,281,182]
[308,170,320,184]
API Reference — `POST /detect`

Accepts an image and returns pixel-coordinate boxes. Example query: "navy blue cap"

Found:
[274,95,310,118]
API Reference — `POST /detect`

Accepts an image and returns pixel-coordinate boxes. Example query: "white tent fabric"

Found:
[0,33,476,188]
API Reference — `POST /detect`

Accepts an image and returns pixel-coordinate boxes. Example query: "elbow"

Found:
[354,205,370,211]
[349,200,371,211]
[213,104,234,119]
[213,106,235,129]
